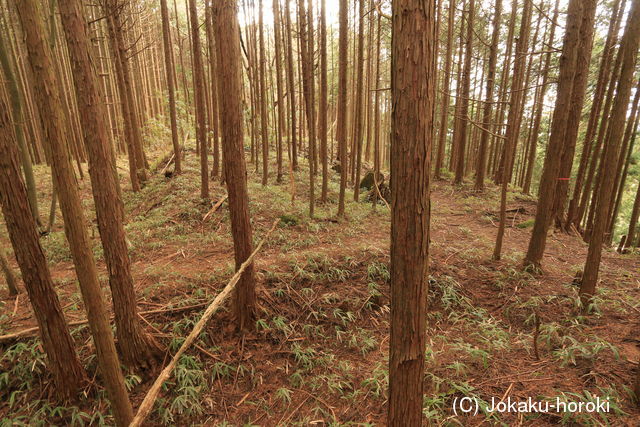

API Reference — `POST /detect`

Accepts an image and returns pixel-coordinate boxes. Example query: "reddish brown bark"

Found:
[388,0,436,423]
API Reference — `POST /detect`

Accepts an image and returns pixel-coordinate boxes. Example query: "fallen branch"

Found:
[129,218,280,427]
[0,302,211,343]
[202,194,228,221]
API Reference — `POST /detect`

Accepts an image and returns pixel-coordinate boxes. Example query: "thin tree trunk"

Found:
[298,0,316,217]
[188,0,209,199]
[319,0,328,201]
[212,0,257,331]
[284,0,298,171]
[352,0,365,201]
[453,0,474,185]
[0,247,19,296]
[494,0,532,260]
[474,0,500,191]
[0,36,40,226]
[337,0,348,217]
[160,0,182,174]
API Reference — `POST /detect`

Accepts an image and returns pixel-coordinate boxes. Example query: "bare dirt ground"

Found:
[1,149,639,426]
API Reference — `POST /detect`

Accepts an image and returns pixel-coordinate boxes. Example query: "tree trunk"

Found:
[453,0,474,185]
[388,0,435,423]
[0,36,40,226]
[319,0,328,202]
[188,0,209,199]
[337,0,348,217]
[493,0,532,260]
[58,0,163,370]
[565,0,625,229]
[1,98,87,399]
[15,1,133,423]
[298,0,316,217]
[160,0,182,174]
[212,0,256,331]
[551,0,597,228]
[580,0,640,307]
[284,0,298,171]
[473,0,501,191]
[273,0,286,183]
[434,0,456,179]
[523,0,586,269]
[352,0,365,201]
[522,0,559,195]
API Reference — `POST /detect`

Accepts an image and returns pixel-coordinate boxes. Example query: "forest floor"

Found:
[1,144,639,426]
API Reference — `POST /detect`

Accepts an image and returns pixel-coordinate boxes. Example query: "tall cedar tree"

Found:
[453,0,474,185]
[58,0,163,369]
[435,0,456,179]
[551,0,597,227]
[493,0,532,260]
[0,98,86,399]
[337,0,348,216]
[524,0,587,269]
[284,0,298,171]
[580,0,640,306]
[14,1,133,424]
[160,0,182,174]
[319,0,329,201]
[212,0,257,331]
[352,0,365,201]
[474,0,501,191]
[566,0,625,228]
[188,0,209,199]
[0,37,40,224]
[298,0,317,216]
[388,0,436,423]
[273,0,286,183]
[259,0,270,185]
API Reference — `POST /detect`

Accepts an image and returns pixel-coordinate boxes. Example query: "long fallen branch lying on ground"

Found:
[129,218,280,427]
[0,302,211,343]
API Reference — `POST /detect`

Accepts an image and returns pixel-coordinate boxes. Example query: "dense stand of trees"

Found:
[1,0,640,424]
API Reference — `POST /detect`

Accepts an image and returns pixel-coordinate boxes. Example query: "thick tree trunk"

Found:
[551,0,597,228]
[15,1,133,424]
[388,0,435,423]
[523,0,587,269]
[1,98,86,399]
[580,0,640,307]
[566,0,625,229]
[58,0,163,370]
[212,0,256,331]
